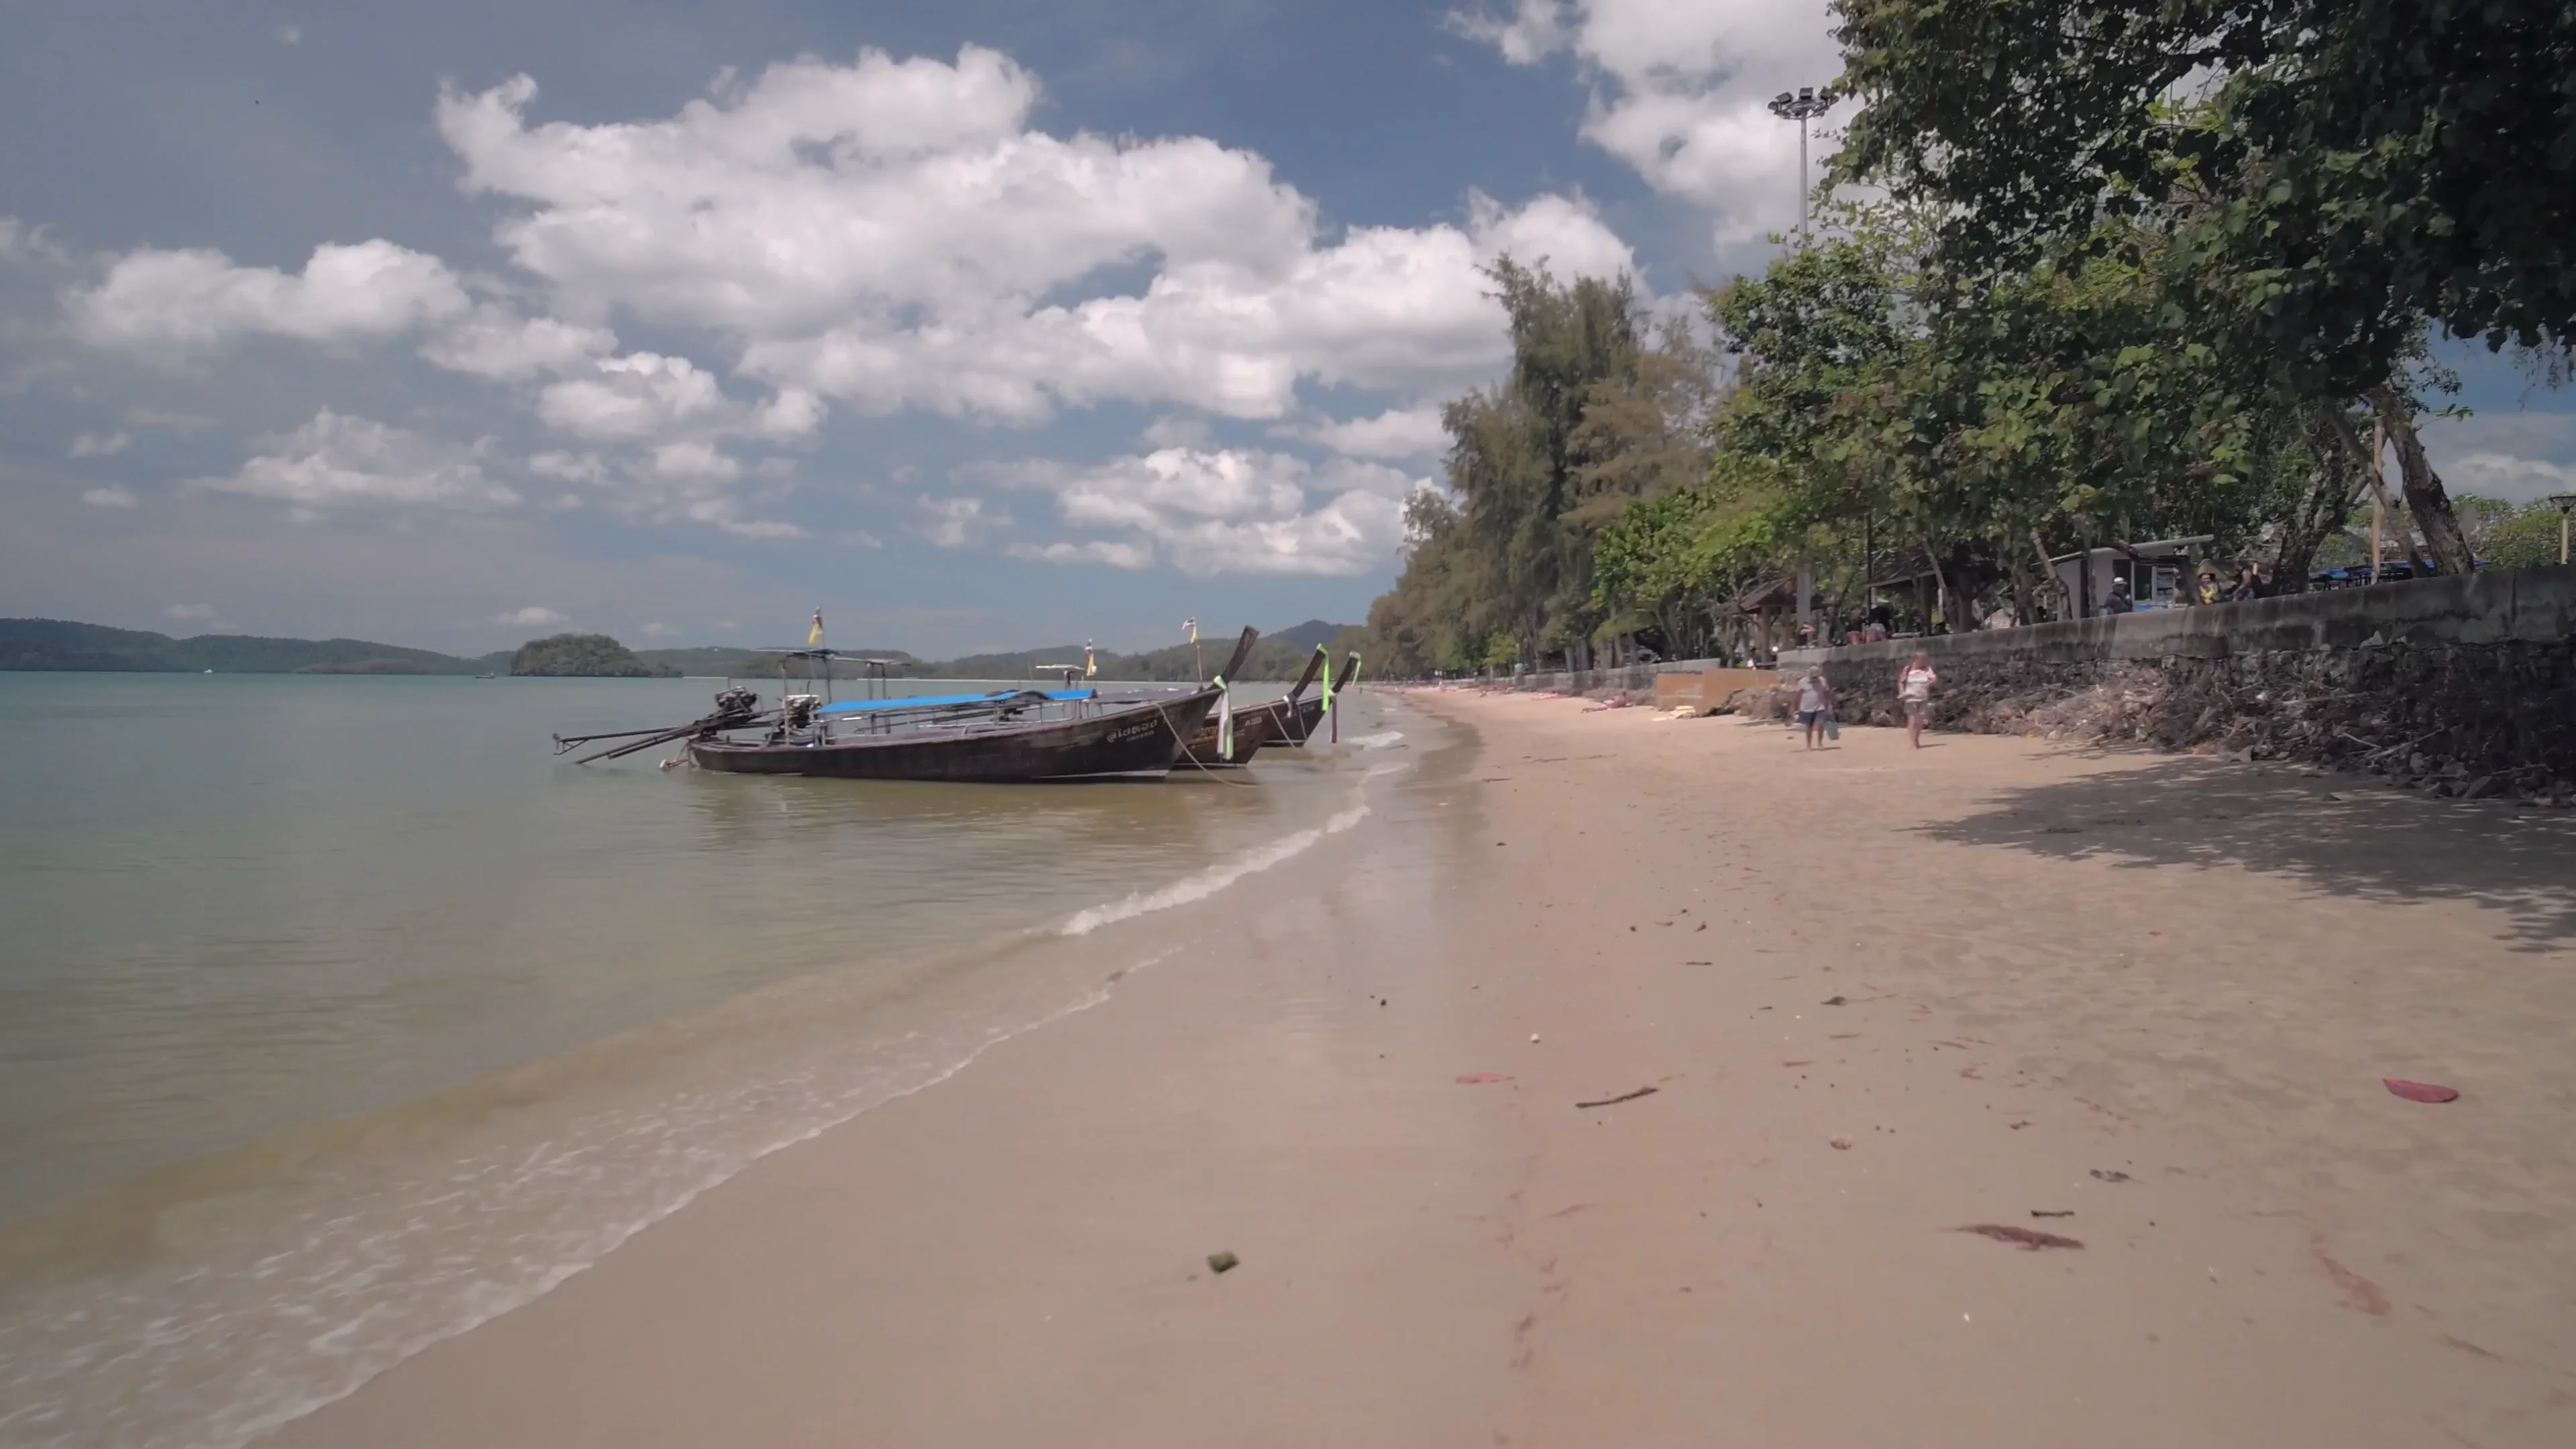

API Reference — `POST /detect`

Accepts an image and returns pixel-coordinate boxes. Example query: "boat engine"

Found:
[711,685,760,719]
[782,693,822,729]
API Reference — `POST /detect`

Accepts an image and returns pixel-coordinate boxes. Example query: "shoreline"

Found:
[252,690,2576,1446]
[0,696,1405,1449]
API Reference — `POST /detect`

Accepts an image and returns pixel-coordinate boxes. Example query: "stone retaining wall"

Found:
[1782,566,2576,800]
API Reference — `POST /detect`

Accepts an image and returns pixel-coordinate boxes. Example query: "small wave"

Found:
[1059,800,1370,936]
[0,951,1166,1449]
[1343,729,1406,750]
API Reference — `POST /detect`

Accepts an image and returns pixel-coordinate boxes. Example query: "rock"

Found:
[1830,1136,1853,1150]
[2463,775,2500,800]
[1207,1250,1240,1274]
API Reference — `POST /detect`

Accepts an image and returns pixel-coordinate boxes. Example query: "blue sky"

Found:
[3,2,2568,655]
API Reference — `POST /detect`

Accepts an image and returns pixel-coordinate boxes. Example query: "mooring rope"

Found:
[1152,698,1255,786]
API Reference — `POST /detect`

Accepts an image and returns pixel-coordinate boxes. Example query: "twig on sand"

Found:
[1957,1224,2084,1250]
[1576,1086,1658,1109]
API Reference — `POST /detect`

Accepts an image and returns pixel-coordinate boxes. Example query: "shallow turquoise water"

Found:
[0,670,1403,1449]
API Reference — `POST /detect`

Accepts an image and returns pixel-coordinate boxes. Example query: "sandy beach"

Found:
[262,692,2576,1448]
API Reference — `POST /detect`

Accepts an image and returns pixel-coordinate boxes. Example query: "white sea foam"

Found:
[1059,798,1371,936]
[0,959,1157,1449]
[1343,729,1406,750]
[0,697,1419,1449]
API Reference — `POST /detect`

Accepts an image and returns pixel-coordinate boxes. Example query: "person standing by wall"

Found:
[1795,665,1837,751]
[1898,651,1937,749]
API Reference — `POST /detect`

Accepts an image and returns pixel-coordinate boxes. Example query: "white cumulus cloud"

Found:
[195,410,521,511]
[914,494,1005,547]
[69,430,131,458]
[1453,1,1841,243]
[996,447,1422,576]
[81,484,139,509]
[2442,452,2576,506]
[435,50,1635,422]
[499,606,568,627]
[417,305,617,379]
[68,239,472,358]
[1275,405,1450,460]
[537,352,731,441]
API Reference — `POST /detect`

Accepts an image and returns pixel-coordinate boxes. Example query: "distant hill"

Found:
[508,634,679,678]
[1267,619,1348,651]
[0,618,484,674]
[1,617,1364,681]
[922,623,1363,682]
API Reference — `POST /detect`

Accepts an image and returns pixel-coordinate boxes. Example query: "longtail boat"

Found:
[1250,648,1361,747]
[553,630,1256,784]
[1177,697,1279,768]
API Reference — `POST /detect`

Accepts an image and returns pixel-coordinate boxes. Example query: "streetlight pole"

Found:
[1768,86,1835,244]
[2549,493,2576,567]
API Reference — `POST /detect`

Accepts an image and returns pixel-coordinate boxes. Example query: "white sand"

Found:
[261,693,2576,1447]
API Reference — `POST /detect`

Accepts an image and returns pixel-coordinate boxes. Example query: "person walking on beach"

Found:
[1897,651,1937,749]
[1795,666,1837,751]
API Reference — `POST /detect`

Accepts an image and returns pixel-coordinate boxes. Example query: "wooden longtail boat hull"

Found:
[688,690,1220,782]
[1179,704,1280,767]
[1246,650,1359,749]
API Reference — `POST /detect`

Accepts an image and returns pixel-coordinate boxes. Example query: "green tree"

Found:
[1829,0,2574,573]
[1367,260,1682,674]
[2483,504,2572,571]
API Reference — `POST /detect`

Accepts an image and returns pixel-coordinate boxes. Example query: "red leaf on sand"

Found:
[1456,1073,1513,1085]
[2384,1079,2459,1104]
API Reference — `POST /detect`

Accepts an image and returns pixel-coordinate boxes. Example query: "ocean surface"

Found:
[0,671,1405,1448]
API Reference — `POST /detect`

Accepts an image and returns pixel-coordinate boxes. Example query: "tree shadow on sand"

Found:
[1917,755,2576,953]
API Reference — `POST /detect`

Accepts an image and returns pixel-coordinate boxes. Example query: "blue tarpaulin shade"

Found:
[817,689,1093,715]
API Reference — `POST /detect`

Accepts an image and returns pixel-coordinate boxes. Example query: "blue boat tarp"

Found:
[818,689,1093,715]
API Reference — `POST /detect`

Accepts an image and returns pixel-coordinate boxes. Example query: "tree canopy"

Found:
[1358,7,2570,676]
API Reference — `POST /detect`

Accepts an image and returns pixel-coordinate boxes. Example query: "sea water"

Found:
[0,672,1399,1448]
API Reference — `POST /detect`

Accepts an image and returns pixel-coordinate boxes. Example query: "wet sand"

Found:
[264,693,2576,1448]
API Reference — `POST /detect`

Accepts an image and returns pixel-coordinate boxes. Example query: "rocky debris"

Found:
[1824,639,2576,798]
[1717,684,1792,719]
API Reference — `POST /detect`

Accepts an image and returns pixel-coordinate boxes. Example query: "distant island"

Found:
[0,618,498,675]
[1,616,1364,681]
[509,633,680,678]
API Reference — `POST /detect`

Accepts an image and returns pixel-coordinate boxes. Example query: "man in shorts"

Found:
[1898,651,1937,749]
[1794,665,1837,751]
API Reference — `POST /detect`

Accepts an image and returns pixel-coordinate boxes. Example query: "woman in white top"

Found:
[1897,652,1937,749]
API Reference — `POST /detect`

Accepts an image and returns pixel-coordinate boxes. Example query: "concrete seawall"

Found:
[1781,566,2576,798]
